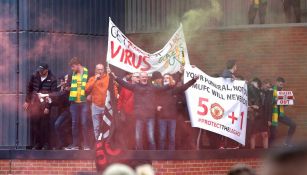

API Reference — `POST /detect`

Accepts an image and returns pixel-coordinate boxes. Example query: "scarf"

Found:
[272,85,285,126]
[69,67,88,102]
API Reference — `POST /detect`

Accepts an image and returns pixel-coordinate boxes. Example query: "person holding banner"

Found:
[270,77,296,147]
[117,72,139,149]
[156,73,198,150]
[85,64,110,141]
[110,71,172,150]
[221,60,237,80]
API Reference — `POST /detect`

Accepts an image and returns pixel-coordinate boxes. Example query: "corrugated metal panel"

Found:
[0,0,17,31]
[22,0,125,35]
[125,0,307,33]
[19,32,107,94]
[0,32,17,93]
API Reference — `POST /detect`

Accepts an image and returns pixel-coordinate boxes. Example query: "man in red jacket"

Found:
[117,72,139,149]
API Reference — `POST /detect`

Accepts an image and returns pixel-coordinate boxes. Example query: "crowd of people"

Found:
[248,0,301,24]
[23,57,296,150]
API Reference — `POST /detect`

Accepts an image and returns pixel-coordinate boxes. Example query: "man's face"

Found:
[71,64,80,73]
[139,72,148,85]
[131,74,139,84]
[39,69,48,77]
[95,64,104,75]
[276,81,284,90]
[263,82,271,90]
[154,78,163,86]
[163,75,171,85]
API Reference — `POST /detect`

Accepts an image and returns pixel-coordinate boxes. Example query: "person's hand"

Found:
[251,105,259,110]
[107,67,111,74]
[43,108,49,115]
[193,75,199,81]
[95,74,101,80]
[268,121,272,126]
[23,102,30,111]
[86,95,92,102]
[157,106,162,112]
[191,65,196,68]
[179,65,185,73]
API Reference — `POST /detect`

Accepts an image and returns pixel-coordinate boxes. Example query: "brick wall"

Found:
[153,159,262,175]
[127,24,307,141]
[0,158,262,175]
[0,160,96,175]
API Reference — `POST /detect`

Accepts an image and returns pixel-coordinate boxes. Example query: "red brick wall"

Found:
[0,160,96,175]
[0,158,261,175]
[153,159,262,175]
[127,25,307,141]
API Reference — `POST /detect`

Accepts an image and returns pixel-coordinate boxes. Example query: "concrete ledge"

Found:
[0,149,266,160]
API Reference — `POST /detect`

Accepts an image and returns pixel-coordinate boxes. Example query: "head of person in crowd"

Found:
[69,57,83,73]
[37,63,49,77]
[102,163,135,175]
[151,71,163,86]
[227,164,256,175]
[124,71,133,82]
[163,73,176,87]
[276,77,286,91]
[250,77,262,89]
[131,72,140,84]
[262,143,307,175]
[139,71,149,85]
[262,79,272,91]
[226,59,237,74]
[95,64,105,80]
[135,164,155,175]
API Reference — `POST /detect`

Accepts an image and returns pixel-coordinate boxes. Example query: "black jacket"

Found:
[26,71,57,108]
[115,78,171,119]
[157,79,196,119]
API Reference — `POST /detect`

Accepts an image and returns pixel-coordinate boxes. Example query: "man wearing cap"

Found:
[23,63,57,150]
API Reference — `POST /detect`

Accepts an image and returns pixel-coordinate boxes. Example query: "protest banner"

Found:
[106,18,190,74]
[184,65,248,145]
[277,91,294,105]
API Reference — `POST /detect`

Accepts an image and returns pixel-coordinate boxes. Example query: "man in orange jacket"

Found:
[85,64,109,140]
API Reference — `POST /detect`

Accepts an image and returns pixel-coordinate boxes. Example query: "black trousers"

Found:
[248,2,267,24]
[30,112,51,147]
[283,0,301,23]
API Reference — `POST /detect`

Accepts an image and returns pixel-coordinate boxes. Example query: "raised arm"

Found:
[172,78,197,94]
[114,77,136,91]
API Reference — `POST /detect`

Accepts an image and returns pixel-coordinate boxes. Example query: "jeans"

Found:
[54,109,71,148]
[70,102,89,147]
[159,119,176,150]
[135,118,156,150]
[91,103,105,140]
[270,115,296,145]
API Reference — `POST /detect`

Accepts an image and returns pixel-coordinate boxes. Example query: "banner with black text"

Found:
[107,18,190,74]
[184,66,248,145]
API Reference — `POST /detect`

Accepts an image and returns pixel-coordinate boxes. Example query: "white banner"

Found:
[106,18,190,74]
[184,66,248,145]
